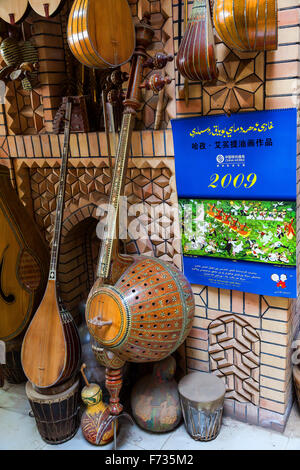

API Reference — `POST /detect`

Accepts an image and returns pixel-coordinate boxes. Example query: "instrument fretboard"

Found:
[96,112,135,280]
[49,100,72,281]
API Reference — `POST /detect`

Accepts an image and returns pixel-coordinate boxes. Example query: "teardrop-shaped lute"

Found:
[67,0,135,69]
[177,0,218,82]
[21,99,81,390]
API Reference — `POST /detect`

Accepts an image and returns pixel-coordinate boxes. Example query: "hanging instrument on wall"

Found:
[213,0,278,52]
[29,0,64,18]
[0,165,49,341]
[67,0,135,69]
[183,0,189,105]
[177,0,218,82]
[21,98,81,390]
[85,17,195,416]
[0,0,29,25]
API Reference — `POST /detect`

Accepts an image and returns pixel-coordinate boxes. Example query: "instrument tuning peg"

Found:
[141,13,151,25]
[143,53,174,70]
[110,70,129,86]
[140,74,172,93]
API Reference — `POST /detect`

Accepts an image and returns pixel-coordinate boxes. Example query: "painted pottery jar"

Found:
[81,381,115,446]
[131,355,182,432]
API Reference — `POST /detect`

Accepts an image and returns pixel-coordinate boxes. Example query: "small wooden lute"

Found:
[0,0,29,25]
[21,99,81,390]
[67,0,135,69]
[177,0,218,82]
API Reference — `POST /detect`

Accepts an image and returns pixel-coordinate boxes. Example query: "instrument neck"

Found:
[49,100,72,281]
[96,36,153,281]
[96,111,135,280]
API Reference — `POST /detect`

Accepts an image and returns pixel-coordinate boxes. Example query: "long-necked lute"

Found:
[213,0,278,51]
[21,99,81,390]
[67,0,135,69]
[177,0,218,82]
[85,20,195,375]
[0,165,49,341]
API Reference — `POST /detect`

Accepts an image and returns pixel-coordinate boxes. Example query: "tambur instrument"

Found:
[0,165,49,342]
[67,0,135,69]
[177,0,218,82]
[21,99,81,390]
[213,0,278,52]
[84,18,195,416]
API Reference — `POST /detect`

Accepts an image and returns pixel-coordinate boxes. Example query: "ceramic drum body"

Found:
[86,257,195,363]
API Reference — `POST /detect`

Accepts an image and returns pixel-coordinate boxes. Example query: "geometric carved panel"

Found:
[202,45,265,116]
[209,315,260,406]
[27,161,179,266]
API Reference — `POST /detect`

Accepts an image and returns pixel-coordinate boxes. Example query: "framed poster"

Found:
[172,109,297,298]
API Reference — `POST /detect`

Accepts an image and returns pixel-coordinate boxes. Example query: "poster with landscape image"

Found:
[179,198,296,266]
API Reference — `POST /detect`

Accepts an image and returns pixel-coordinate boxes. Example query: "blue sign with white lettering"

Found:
[172,109,297,298]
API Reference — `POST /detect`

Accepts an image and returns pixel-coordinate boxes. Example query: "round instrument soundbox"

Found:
[86,256,195,363]
[67,0,135,69]
[0,0,29,25]
[213,0,278,52]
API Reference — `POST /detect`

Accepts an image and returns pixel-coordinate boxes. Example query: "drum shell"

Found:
[86,257,195,363]
[26,379,80,445]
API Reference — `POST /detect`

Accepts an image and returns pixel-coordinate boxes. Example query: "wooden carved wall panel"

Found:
[203,45,265,115]
[209,314,260,406]
[58,207,100,325]
[19,156,180,262]
[29,162,112,241]
[5,82,44,135]
[124,165,178,263]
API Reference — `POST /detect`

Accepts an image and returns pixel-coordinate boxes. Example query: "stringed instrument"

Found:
[84,18,195,414]
[67,0,135,69]
[177,0,218,82]
[213,0,278,51]
[29,0,64,18]
[0,166,49,341]
[0,0,29,25]
[21,99,81,390]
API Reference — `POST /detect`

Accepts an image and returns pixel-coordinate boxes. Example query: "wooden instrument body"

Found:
[177,0,218,82]
[67,0,135,69]
[21,98,81,390]
[21,280,81,389]
[86,256,195,363]
[0,0,28,24]
[0,165,49,341]
[29,0,63,18]
[213,0,278,52]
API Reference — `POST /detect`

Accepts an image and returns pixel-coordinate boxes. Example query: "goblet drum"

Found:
[86,256,195,363]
